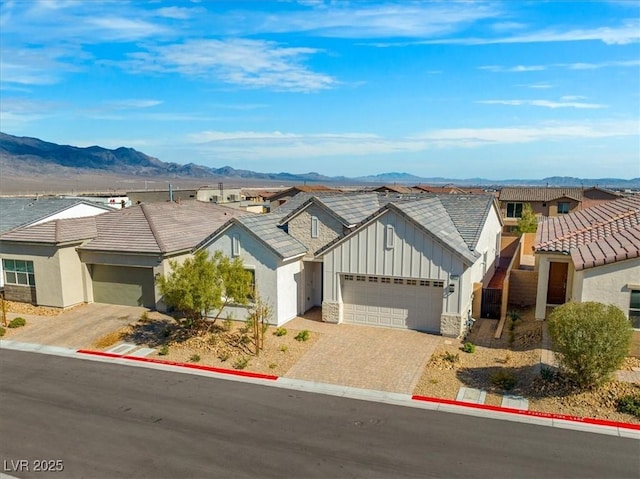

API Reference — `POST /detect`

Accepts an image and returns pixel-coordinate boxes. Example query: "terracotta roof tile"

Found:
[534,195,640,270]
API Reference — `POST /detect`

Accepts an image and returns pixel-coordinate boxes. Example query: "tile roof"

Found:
[0,197,111,233]
[373,185,418,194]
[0,216,98,244]
[235,214,307,259]
[499,187,584,202]
[1,201,250,255]
[533,195,640,270]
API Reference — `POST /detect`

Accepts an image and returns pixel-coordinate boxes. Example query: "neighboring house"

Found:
[0,201,249,308]
[413,185,471,194]
[0,197,113,287]
[532,195,640,328]
[196,186,244,204]
[268,185,342,211]
[498,186,621,231]
[127,189,198,204]
[372,185,419,194]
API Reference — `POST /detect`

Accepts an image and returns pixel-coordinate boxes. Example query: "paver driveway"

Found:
[284,315,442,394]
[3,303,153,349]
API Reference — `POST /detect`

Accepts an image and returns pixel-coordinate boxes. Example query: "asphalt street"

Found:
[1,349,638,479]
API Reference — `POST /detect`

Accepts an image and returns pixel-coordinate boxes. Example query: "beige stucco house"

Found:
[532,195,640,328]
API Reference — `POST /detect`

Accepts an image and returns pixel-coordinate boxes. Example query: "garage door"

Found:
[91,265,155,308]
[342,275,443,332]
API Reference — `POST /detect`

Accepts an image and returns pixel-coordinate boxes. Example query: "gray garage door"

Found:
[91,265,155,308]
[342,275,443,332]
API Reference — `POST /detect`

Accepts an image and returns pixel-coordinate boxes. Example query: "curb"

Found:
[76,349,278,381]
[412,395,640,431]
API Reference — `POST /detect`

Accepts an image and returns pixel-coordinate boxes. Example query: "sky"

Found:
[1,0,639,180]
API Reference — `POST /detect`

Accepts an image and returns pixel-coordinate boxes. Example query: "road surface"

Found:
[1,349,638,478]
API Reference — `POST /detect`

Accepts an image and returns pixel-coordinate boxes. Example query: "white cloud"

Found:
[86,17,167,41]
[103,99,163,110]
[154,6,200,20]
[480,65,547,72]
[519,83,554,89]
[122,39,337,92]
[478,99,607,109]
[563,59,640,70]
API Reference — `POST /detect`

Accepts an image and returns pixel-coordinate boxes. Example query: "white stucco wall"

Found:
[276,259,302,325]
[203,224,281,324]
[30,203,110,226]
[573,258,640,316]
[535,254,575,320]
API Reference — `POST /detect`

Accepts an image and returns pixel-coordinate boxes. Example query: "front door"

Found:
[547,262,568,304]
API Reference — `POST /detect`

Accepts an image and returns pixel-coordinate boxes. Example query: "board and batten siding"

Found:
[322,210,467,329]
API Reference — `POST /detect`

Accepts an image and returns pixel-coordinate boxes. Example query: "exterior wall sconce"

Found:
[448,274,459,293]
[448,283,455,293]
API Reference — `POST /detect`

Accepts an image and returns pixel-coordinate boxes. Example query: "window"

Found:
[231,234,240,257]
[381,277,391,284]
[385,224,395,249]
[344,274,354,281]
[420,280,430,286]
[356,275,366,282]
[246,269,256,300]
[630,290,640,329]
[506,202,524,218]
[311,216,319,238]
[406,279,417,286]
[557,202,570,214]
[393,278,403,285]
[3,259,35,286]
[433,280,444,288]
[368,276,378,283]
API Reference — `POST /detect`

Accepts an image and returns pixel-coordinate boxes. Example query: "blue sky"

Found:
[1,0,639,180]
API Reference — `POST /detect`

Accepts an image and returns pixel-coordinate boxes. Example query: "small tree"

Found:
[516,203,538,234]
[246,295,273,356]
[158,250,253,333]
[548,302,632,388]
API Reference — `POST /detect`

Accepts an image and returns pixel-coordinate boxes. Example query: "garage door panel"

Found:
[342,276,442,332]
[92,265,155,308]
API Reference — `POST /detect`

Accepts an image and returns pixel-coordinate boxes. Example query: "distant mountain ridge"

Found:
[1,132,638,188]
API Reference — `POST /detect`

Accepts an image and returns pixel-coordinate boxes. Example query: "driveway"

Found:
[2,303,155,349]
[284,315,442,394]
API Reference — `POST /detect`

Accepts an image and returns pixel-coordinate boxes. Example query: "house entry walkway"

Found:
[284,313,442,394]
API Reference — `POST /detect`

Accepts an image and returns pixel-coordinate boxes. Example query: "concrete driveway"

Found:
[3,303,153,349]
[284,315,442,394]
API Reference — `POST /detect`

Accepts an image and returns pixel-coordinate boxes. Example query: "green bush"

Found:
[190,354,201,363]
[0,327,5,337]
[443,351,459,363]
[616,395,640,418]
[507,310,521,322]
[539,366,556,382]
[548,302,632,388]
[8,317,26,328]
[274,327,287,337]
[279,345,288,353]
[159,345,169,356]
[218,351,230,362]
[233,357,249,370]
[223,318,233,332]
[294,330,310,342]
[490,370,516,390]
[462,342,476,353]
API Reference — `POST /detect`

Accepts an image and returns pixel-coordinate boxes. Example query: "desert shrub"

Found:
[190,354,201,363]
[443,351,459,363]
[490,370,516,390]
[159,345,169,356]
[8,317,26,328]
[274,327,287,337]
[218,351,230,362]
[548,302,632,388]
[223,318,233,332]
[162,327,172,338]
[462,342,475,353]
[0,327,5,337]
[268,363,278,369]
[279,345,288,353]
[233,357,249,370]
[139,311,150,322]
[294,330,310,342]
[616,395,640,418]
[507,310,521,322]
[539,366,556,382]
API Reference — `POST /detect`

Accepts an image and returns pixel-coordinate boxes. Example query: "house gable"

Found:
[287,202,345,257]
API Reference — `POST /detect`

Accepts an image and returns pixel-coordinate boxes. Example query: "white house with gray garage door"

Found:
[316,195,503,337]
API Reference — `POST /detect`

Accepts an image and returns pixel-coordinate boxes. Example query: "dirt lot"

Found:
[414,309,640,424]
[91,316,320,377]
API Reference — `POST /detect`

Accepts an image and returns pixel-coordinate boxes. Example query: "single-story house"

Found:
[268,185,342,211]
[0,196,113,287]
[532,195,640,328]
[0,201,249,308]
[498,186,621,231]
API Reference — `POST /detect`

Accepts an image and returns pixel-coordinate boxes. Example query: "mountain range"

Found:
[1,132,638,188]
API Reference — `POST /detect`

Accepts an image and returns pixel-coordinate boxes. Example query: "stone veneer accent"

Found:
[440,313,463,338]
[322,300,342,323]
[287,204,343,257]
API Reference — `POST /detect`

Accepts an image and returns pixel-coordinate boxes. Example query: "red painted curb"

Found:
[412,395,640,431]
[77,349,278,381]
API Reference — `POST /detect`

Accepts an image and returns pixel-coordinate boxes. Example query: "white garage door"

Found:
[342,275,443,332]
